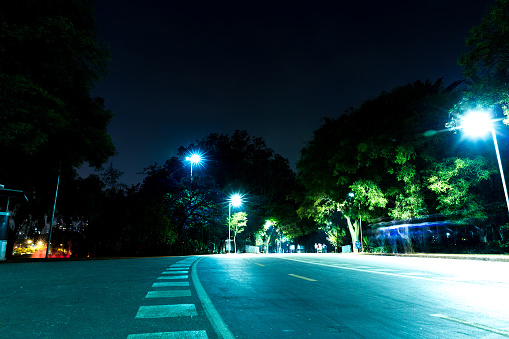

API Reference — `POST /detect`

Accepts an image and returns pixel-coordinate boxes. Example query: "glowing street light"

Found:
[185,153,202,177]
[461,110,509,214]
[228,193,243,254]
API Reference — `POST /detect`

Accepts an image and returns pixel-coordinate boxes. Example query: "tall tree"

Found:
[297,80,464,251]
[0,0,115,257]
[183,130,300,243]
[451,0,509,120]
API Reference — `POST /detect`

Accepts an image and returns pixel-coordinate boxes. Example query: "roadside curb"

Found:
[0,255,186,264]
[360,252,509,262]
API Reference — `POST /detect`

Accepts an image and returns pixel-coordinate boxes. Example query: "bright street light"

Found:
[228,193,243,254]
[185,153,202,177]
[461,110,509,214]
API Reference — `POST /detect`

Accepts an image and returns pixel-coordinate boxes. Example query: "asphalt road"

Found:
[1,254,509,338]
[197,253,509,338]
[0,256,217,338]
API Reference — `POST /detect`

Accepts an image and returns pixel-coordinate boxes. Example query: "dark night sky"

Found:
[87,1,492,185]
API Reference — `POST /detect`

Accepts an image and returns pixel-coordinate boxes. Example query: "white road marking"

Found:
[288,274,317,282]
[158,275,189,280]
[280,257,481,284]
[170,265,191,268]
[162,270,188,274]
[401,272,432,276]
[369,268,398,272]
[127,330,208,338]
[135,304,197,318]
[152,282,190,287]
[192,257,235,339]
[431,314,509,337]
[145,290,191,298]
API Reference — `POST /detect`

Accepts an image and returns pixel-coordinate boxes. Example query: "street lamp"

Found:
[228,193,242,254]
[461,110,509,214]
[185,153,202,178]
[348,192,362,252]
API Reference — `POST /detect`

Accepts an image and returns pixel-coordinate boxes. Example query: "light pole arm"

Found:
[491,128,509,214]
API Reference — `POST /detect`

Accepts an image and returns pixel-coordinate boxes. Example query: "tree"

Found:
[451,0,509,122]
[323,223,346,253]
[183,130,300,243]
[230,212,247,253]
[0,0,115,257]
[297,80,463,251]
[427,157,497,223]
[140,158,225,254]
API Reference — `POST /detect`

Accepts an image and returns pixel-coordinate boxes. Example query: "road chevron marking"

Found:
[431,314,509,337]
[288,274,317,281]
[129,258,210,339]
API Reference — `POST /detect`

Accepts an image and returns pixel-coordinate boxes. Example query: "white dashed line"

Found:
[135,304,197,318]
[130,257,209,338]
[431,314,509,337]
[152,281,190,287]
[145,290,191,298]
[127,330,208,338]
[157,275,189,280]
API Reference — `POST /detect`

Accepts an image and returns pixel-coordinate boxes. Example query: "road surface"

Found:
[1,254,508,338]
[197,253,509,338]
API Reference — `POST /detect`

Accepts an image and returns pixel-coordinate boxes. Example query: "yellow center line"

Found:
[254,263,265,266]
[288,274,317,282]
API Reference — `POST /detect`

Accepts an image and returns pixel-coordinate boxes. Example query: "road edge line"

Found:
[192,257,235,339]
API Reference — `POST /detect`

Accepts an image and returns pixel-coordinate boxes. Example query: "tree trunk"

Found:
[346,216,359,253]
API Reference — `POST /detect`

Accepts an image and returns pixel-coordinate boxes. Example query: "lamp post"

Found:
[348,192,362,252]
[185,153,201,178]
[461,110,509,214]
[228,193,242,254]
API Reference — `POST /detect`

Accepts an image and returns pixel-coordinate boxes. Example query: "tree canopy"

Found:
[297,79,504,252]
[0,0,115,257]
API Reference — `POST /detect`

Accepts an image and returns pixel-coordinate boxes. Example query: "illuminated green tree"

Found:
[230,212,247,253]
[297,80,459,251]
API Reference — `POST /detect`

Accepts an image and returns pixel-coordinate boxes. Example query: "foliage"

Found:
[0,0,115,257]
[427,157,497,222]
[187,130,302,242]
[297,79,462,250]
[323,224,346,252]
[450,0,509,124]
